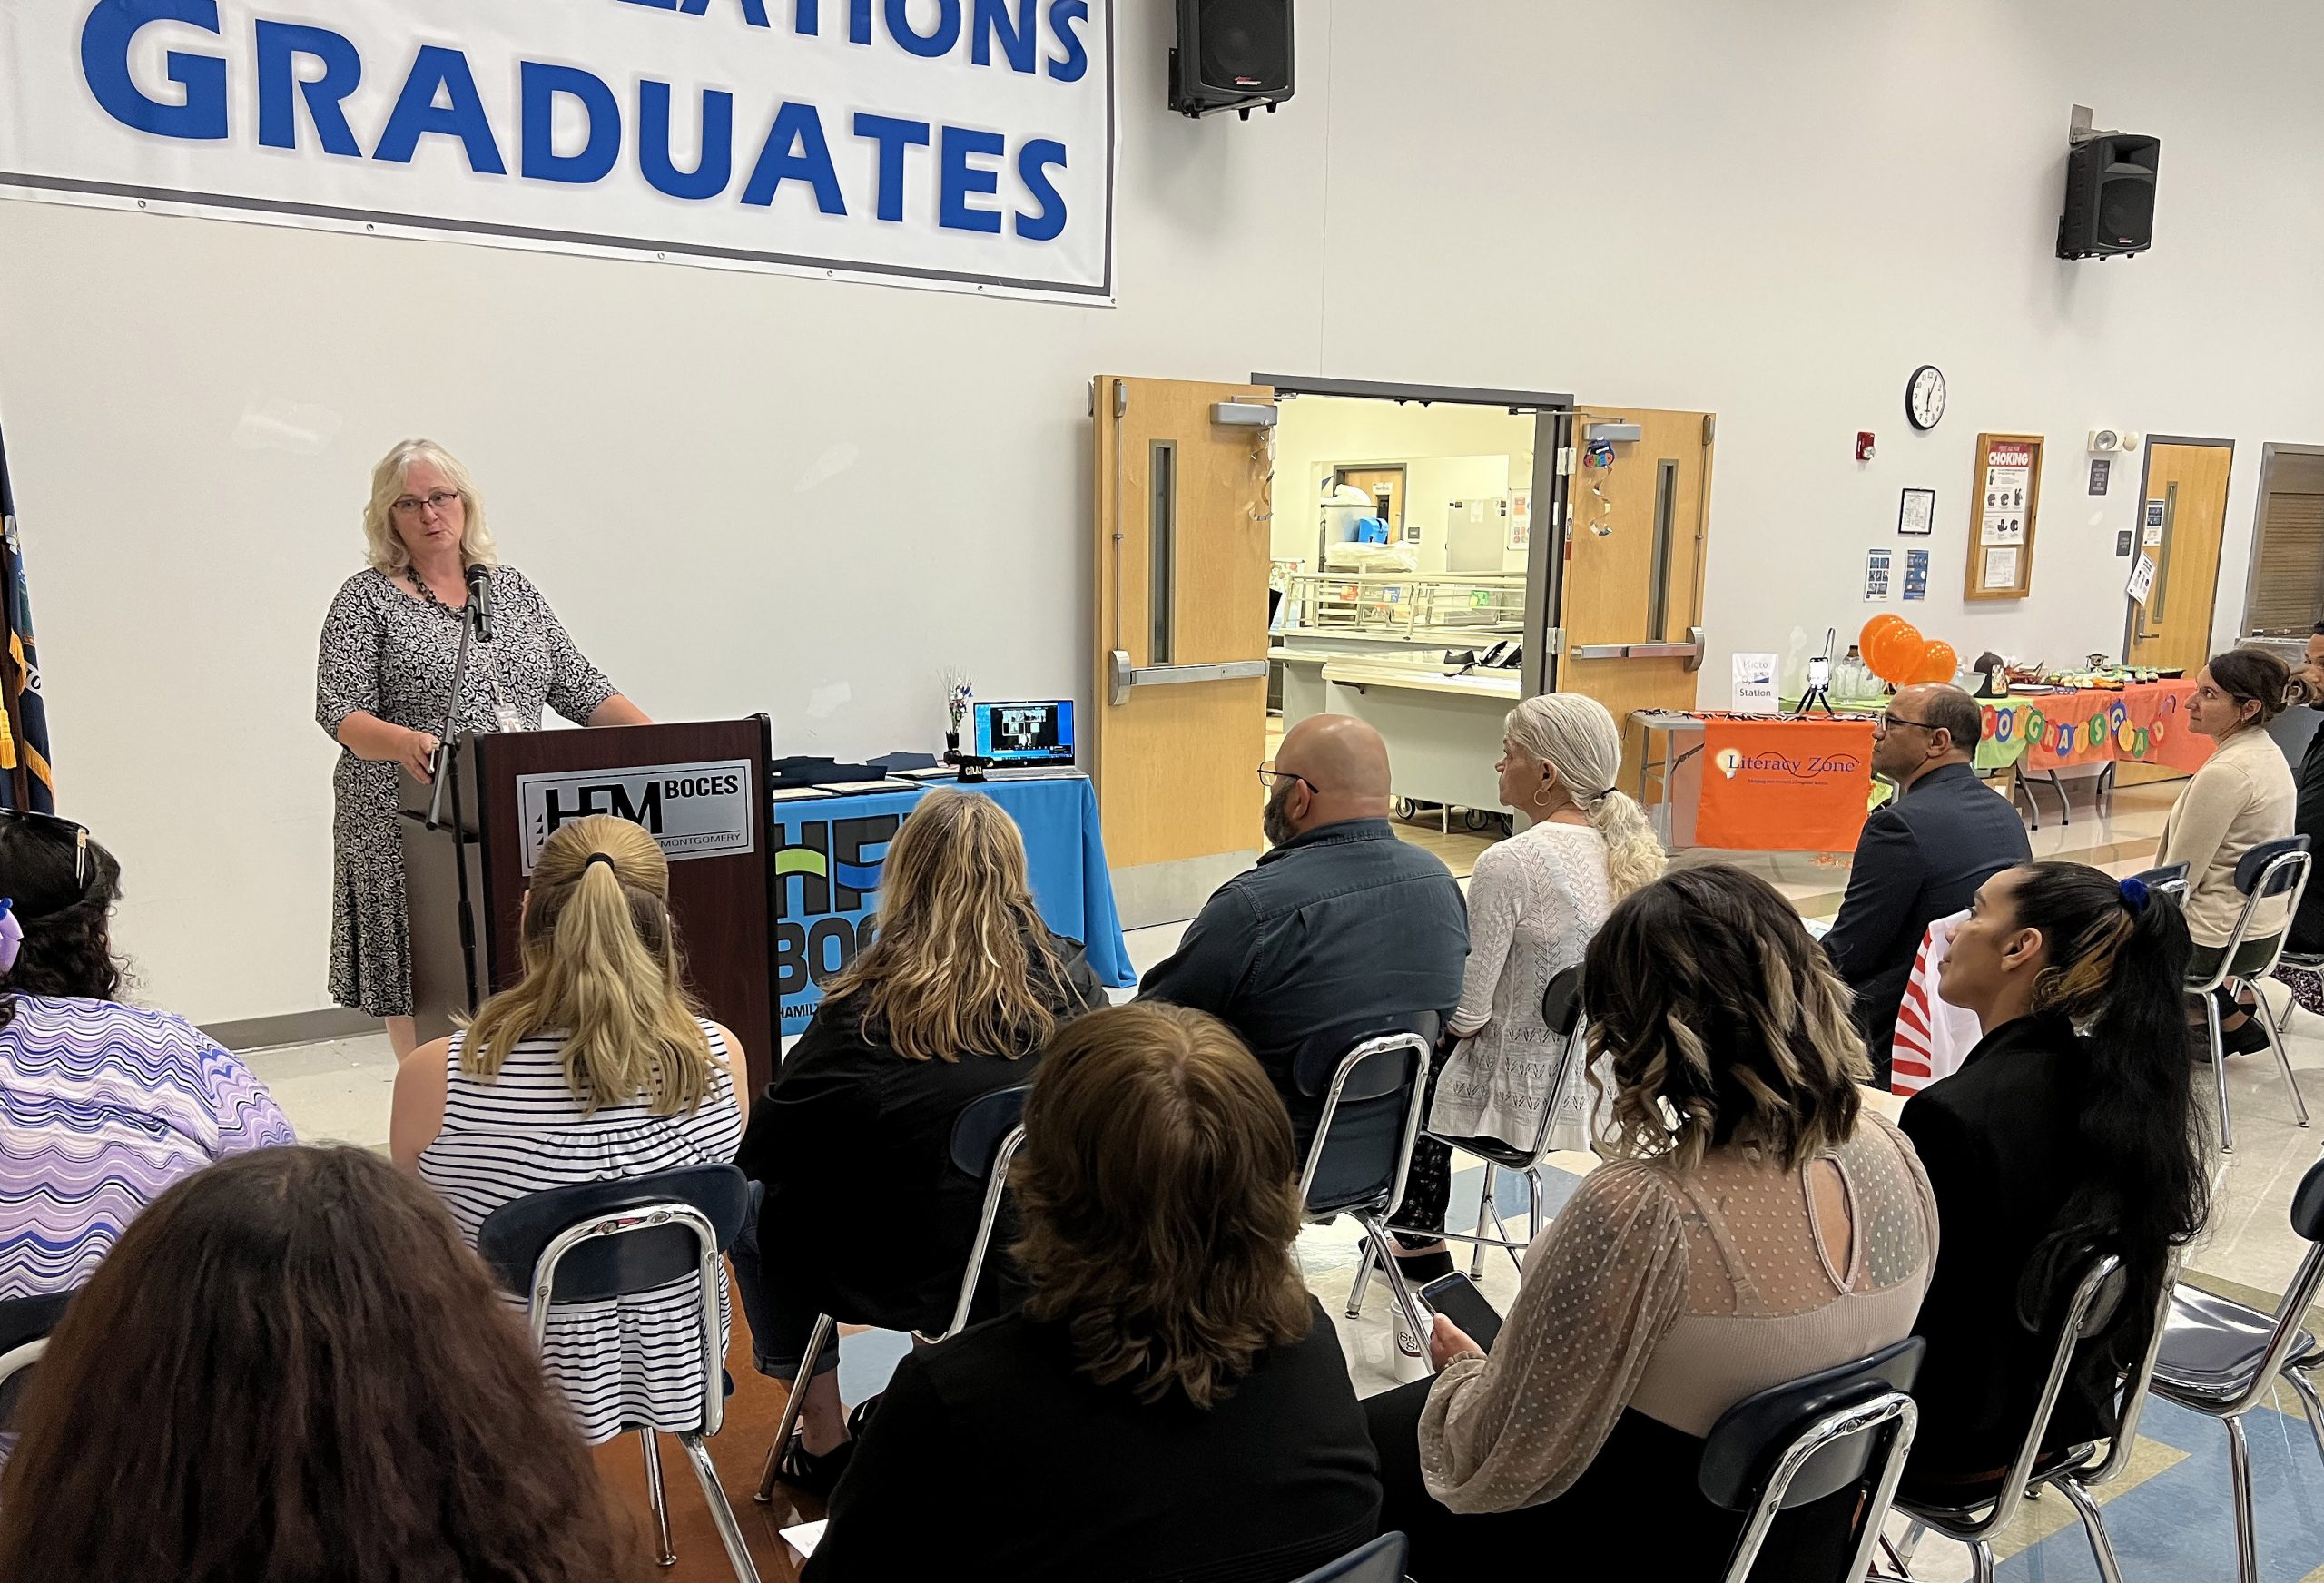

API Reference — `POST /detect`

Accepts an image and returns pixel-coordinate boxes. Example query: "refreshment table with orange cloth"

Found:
[1632,711,1879,853]
[1973,679,2211,776]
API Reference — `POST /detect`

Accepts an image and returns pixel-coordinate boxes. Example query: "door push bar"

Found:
[1569,625,1706,671]
[1108,651,1270,705]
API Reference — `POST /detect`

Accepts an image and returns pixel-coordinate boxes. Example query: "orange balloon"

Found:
[1914,640,1960,685]
[1868,623,1925,683]
[1860,614,1907,658]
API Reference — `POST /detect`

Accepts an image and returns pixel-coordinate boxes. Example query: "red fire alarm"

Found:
[1856,431,1877,462]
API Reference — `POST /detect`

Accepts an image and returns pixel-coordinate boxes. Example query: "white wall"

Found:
[5,0,2324,1022]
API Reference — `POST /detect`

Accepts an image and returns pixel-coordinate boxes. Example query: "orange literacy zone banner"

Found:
[1696,718,1878,852]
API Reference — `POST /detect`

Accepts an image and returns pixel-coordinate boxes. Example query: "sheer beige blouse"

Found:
[1418,1111,1938,1514]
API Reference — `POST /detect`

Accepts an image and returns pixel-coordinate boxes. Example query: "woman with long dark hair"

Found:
[0,1146,634,1582]
[1902,860,2208,1480]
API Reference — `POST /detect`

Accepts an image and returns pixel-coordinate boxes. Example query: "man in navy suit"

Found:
[1823,683,2031,1084]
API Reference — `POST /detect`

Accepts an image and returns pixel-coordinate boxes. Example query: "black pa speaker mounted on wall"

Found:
[1170,0,1295,120]
[2058,132,2161,260]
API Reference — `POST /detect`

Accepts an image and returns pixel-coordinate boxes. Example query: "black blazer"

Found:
[804,1299,1383,1583]
[1898,1015,2117,1479]
[736,934,1102,1330]
[1823,762,2030,1080]
[2290,709,2324,952]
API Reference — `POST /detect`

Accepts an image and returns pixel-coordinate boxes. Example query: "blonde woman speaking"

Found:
[1431,693,1665,1146]
[316,439,650,1062]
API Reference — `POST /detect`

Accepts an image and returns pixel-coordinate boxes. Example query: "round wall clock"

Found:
[1906,365,1947,431]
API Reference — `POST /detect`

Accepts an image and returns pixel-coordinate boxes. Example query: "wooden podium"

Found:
[400,718,778,1096]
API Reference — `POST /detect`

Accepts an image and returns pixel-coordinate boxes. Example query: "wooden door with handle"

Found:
[1091,376,1276,927]
[1554,406,1718,793]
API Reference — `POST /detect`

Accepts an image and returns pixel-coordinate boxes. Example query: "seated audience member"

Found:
[2157,647,2298,1054]
[806,1003,1383,1583]
[0,1145,634,1583]
[0,813,292,1301]
[2279,624,2324,1013]
[1902,862,2204,1483]
[1433,692,1664,1146]
[1824,682,2030,1083]
[1366,865,1938,1578]
[735,789,1103,1493]
[1140,713,1465,1318]
[390,815,744,1445]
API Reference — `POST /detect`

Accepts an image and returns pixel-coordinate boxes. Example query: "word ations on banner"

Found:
[0,0,1118,301]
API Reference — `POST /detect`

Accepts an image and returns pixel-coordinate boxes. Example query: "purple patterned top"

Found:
[0,995,296,1300]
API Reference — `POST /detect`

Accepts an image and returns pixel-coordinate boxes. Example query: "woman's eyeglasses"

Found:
[391,490,462,517]
[0,809,88,888]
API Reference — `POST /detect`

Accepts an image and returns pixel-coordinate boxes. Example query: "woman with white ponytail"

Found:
[1430,693,1664,1146]
[389,814,744,1445]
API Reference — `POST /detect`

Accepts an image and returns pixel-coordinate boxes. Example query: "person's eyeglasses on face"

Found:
[391,490,462,518]
[1256,762,1321,795]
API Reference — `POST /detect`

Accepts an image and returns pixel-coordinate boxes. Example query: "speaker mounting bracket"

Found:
[2068,103,2120,146]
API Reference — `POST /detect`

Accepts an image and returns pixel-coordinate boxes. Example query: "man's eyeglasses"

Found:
[391,490,462,517]
[1256,762,1320,795]
[1877,712,1943,733]
[0,809,88,888]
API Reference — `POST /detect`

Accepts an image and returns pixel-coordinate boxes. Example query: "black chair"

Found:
[1286,1531,1408,1583]
[1886,1253,2158,1583]
[2148,1156,2324,1583]
[1698,1336,1923,1583]
[754,1082,1031,1504]
[1346,967,1590,1316]
[0,1288,70,1429]
[1295,1024,1433,1345]
[475,1163,757,1583]
[2187,836,2312,1152]
[2129,860,2190,906]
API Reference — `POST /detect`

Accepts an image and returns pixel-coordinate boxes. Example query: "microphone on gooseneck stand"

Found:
[465,562,495,641]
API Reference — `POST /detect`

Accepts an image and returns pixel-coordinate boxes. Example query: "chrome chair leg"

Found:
[1343,1243,1376,1320]
[2053,1478,2126,1583]
[640,1428,676,1567]
[1970,1538,1996,1583]
[2287,1367,2324,1470]
[1468,1166,1495,1281]
[2210,990,2236,1154]
[755,1312,834,1504]
[1357,1215,1430,1342]
[2259,1006,2313,1128]
[2227,1414,2261,1583]
[682,1430,765,1583]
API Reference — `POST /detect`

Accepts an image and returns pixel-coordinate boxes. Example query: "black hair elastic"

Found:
[583,852,617,875]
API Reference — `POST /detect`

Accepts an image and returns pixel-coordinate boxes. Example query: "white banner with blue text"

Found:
[0,0,1116,301]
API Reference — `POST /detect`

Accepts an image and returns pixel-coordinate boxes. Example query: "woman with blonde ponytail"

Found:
[389,814,744,1445]
[1429,693,1665,1146]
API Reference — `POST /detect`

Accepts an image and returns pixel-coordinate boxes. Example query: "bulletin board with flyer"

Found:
[1965,433,2042,600]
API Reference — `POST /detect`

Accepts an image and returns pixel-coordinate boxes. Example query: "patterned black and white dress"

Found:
[314,566,617,1018]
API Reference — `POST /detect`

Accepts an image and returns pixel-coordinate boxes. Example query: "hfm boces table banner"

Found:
[1696,716,1876,853]
[0,0,1117,300]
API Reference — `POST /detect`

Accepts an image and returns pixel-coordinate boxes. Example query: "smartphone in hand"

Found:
[1416,1273,1505,1352]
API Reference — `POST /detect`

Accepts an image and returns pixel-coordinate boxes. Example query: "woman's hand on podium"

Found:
[399,728,439,783]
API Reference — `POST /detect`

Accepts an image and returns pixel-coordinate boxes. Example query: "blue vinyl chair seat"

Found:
[1287,1532,1408,1583]
[2153,1286,2323,1403]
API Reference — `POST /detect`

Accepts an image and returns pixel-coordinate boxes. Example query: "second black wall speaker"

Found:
[1170,0,1295,119]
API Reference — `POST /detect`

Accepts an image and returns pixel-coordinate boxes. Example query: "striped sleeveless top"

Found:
[419,1018,743,1444]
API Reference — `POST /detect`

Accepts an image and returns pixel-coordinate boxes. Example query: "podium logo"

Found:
[514,759,754,875]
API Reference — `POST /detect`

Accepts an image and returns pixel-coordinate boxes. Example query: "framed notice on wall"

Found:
[1965,433,2043,600]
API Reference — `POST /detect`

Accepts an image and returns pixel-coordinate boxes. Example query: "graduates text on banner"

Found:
[0,0,1118,301]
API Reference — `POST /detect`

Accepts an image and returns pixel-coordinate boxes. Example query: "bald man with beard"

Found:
[1140,713,1469,1151]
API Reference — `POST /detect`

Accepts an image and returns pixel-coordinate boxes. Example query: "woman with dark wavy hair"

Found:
[0,812,292,1301]
[0,1145,635,1583]
[1902,860,2207,1481]
[805,1003,1381,1583]
[1366,865,1938,1578]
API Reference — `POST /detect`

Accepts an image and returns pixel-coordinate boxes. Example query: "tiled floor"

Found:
[241,772,2324,1581]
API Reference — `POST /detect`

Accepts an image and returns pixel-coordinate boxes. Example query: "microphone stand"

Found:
[423,594,487,1015]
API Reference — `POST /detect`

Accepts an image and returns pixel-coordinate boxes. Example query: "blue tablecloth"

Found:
[772,772,1135,1037]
